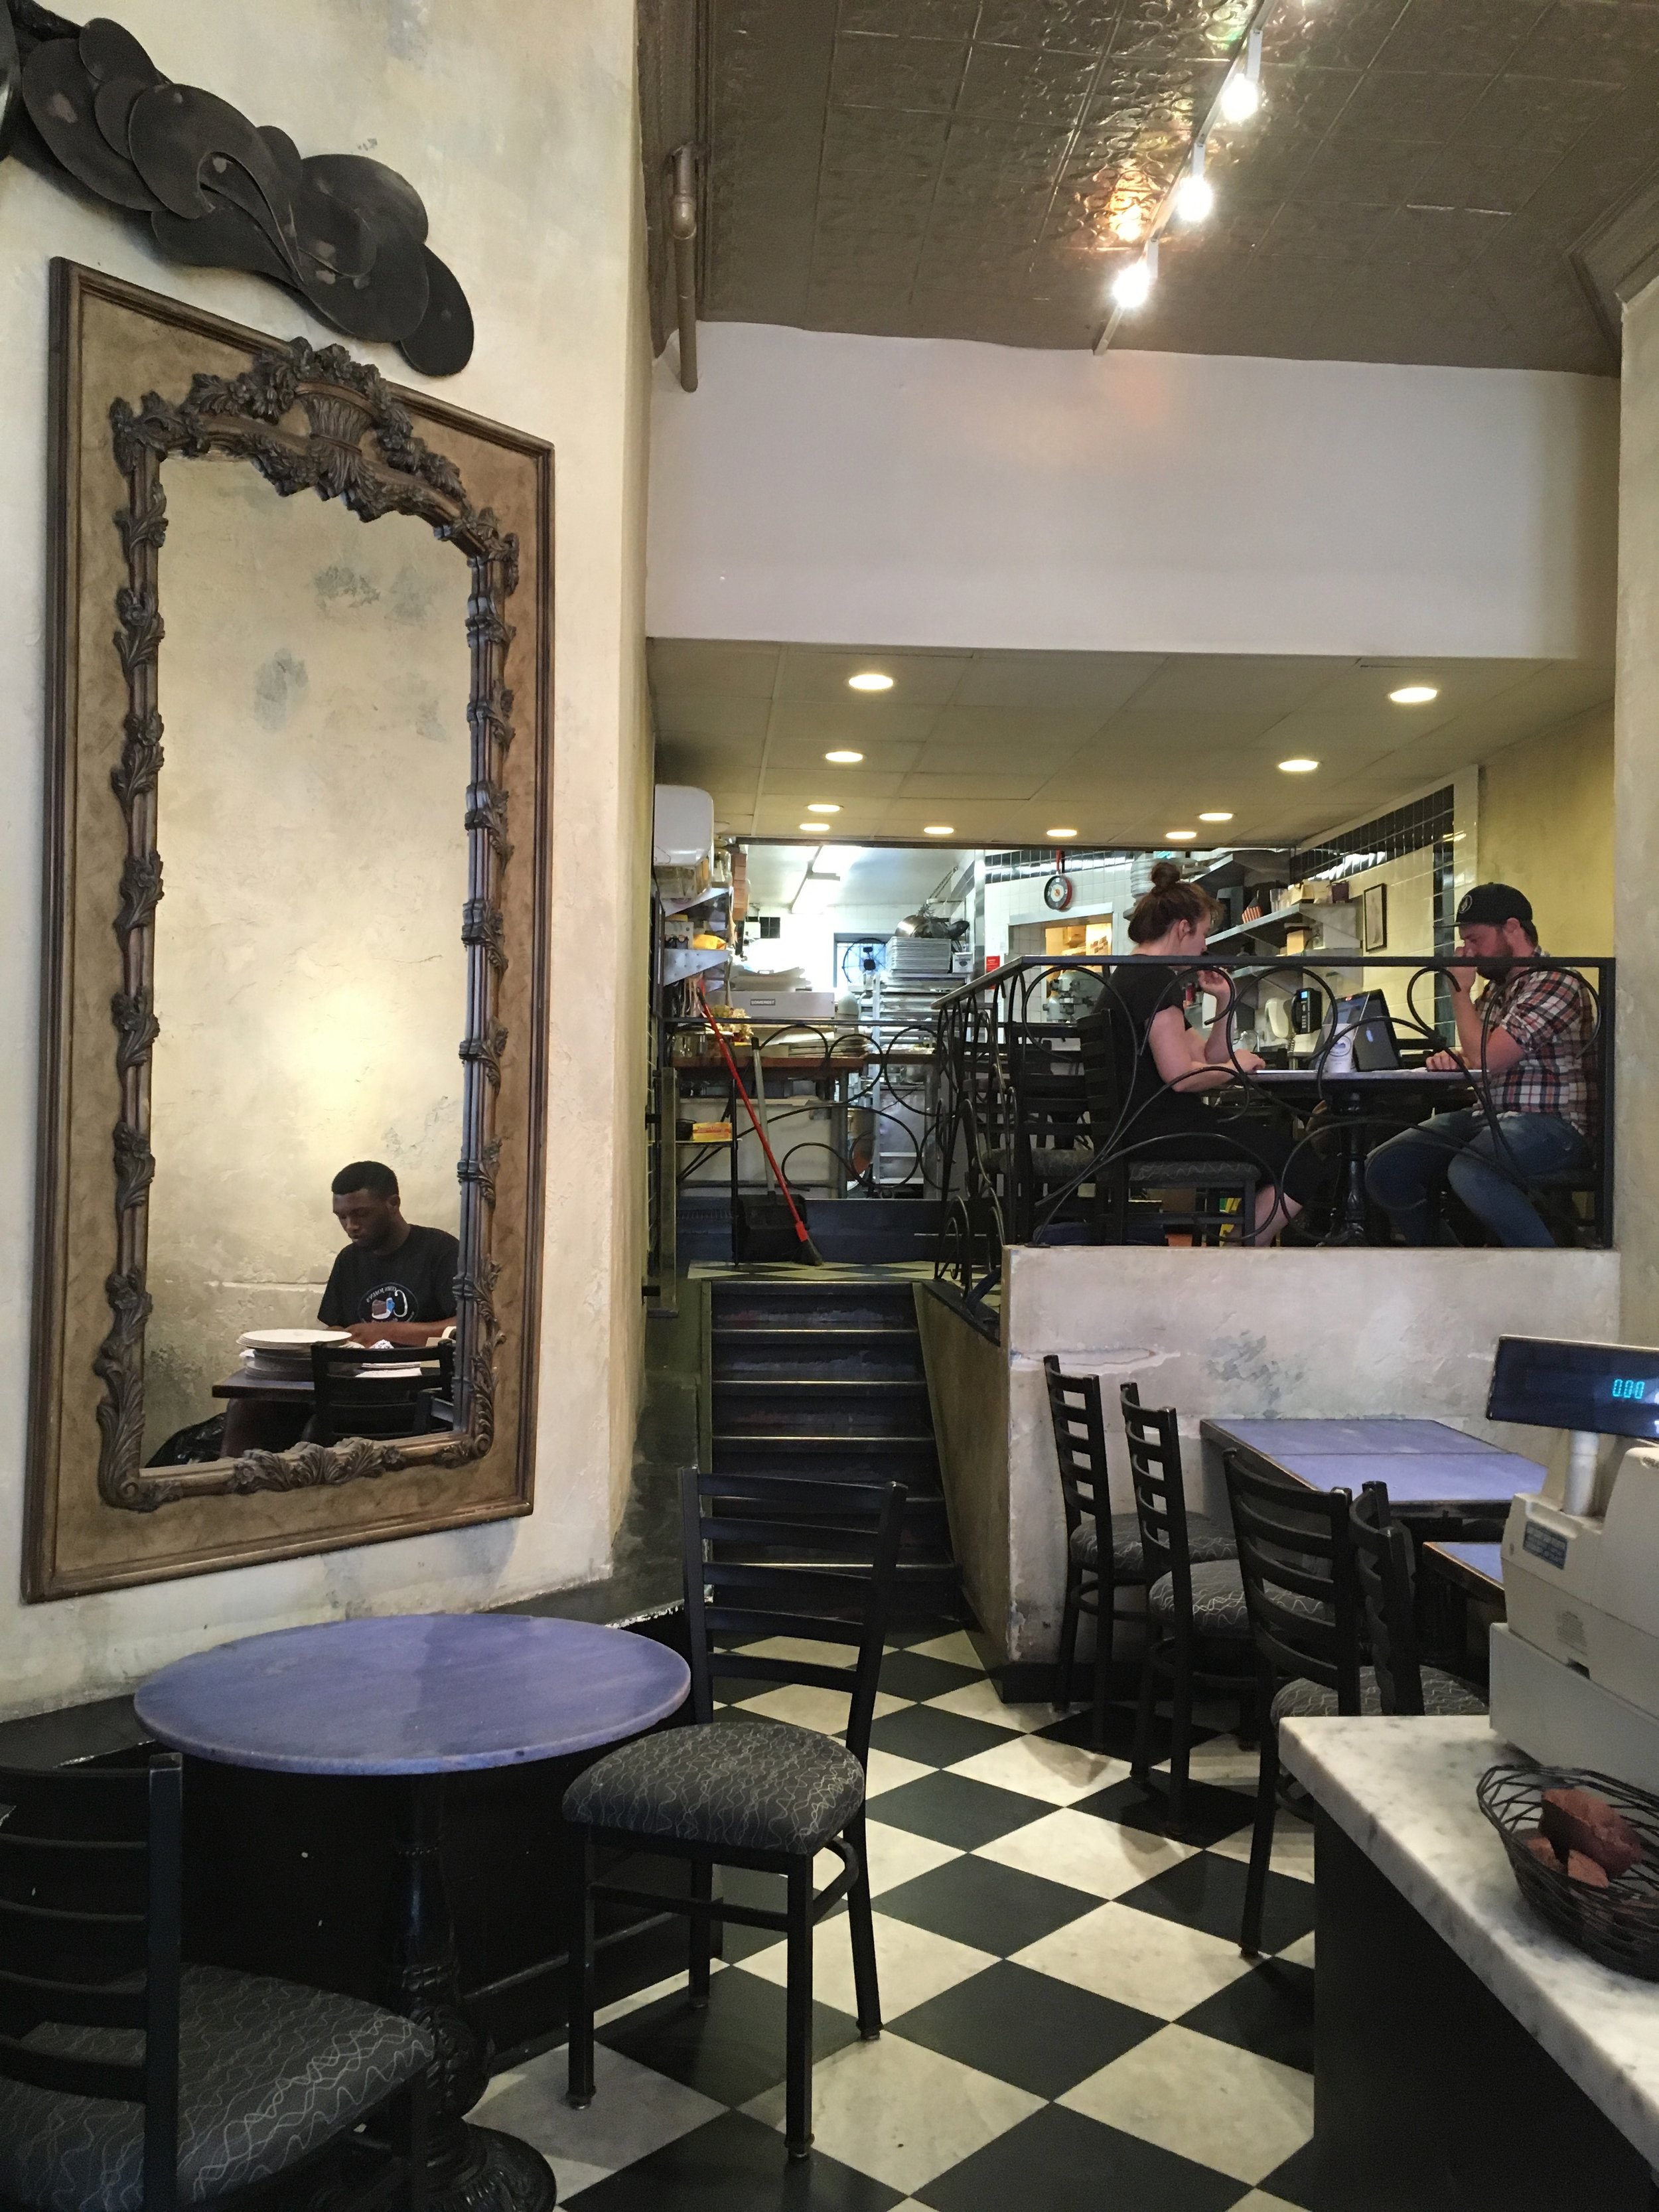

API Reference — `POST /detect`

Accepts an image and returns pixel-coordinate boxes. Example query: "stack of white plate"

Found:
[236,1327,352,1382]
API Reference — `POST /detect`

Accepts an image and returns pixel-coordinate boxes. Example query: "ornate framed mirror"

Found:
[26,262,552,1599]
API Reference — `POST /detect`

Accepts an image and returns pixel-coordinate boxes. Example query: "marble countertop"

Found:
[1280,1716,1659,2173]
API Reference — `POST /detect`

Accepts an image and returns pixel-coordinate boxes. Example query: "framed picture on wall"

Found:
[1362,882,1388,953]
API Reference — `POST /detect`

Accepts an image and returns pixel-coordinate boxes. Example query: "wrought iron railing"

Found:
[931,953,1615,1301]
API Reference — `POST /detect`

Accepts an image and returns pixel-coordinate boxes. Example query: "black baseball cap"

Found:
[1455,882,1532,929]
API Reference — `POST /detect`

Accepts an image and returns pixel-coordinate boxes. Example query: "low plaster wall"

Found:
[916,1288,1009,1659]
[926,1247,1621,1672]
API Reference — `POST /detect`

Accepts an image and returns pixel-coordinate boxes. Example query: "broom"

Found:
[695,978,825,1264]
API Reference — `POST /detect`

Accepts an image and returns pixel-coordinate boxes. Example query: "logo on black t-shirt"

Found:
[367,1284,417,1323]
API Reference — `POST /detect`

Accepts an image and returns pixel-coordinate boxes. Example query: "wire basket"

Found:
[1477,1763,1659,1979]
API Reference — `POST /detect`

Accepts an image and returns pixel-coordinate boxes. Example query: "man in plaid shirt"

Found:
[1365,883,1595,1246]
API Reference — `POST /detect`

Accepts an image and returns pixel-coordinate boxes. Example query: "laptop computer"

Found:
[1316,990,1402,1073]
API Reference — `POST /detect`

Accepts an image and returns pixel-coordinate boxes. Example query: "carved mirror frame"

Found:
[27,263,552,1598]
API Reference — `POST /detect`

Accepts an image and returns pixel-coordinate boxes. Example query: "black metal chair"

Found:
[309,1339,454,1445]
[1350,1482,1490,1722]
[1043,1358,1151,1747]
[563,1469,906,2162]
[1224,1452,1370,1958]
[1075,1016,1259,1247]
[1122,1385,1248,1834]
[0,1753,430,2212]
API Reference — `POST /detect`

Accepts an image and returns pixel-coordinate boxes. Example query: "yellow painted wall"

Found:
[1479,704,1614,954]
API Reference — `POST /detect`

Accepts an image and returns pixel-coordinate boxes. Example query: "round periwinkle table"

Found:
[135,1613,690,2212]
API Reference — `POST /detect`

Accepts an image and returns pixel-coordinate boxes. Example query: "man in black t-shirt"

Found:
[318,1160,459,1345]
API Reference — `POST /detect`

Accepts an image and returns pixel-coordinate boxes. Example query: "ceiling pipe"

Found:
[669,143,699,392]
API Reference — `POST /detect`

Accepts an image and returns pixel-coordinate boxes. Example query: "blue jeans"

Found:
[1363,1108,1588,1248]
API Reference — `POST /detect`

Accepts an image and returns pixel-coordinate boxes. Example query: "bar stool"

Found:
[1122,1383,1248,1834]
[1044,1357,1149,1745]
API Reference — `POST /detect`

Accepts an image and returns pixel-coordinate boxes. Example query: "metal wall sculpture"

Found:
[3,1,473,374]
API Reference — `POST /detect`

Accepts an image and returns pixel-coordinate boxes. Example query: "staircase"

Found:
[701,1277,962,1617]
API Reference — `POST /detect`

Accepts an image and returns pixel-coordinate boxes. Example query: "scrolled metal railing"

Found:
[930,952,1615,1299]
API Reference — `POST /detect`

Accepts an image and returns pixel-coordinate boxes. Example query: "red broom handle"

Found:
[695,979,812,1246]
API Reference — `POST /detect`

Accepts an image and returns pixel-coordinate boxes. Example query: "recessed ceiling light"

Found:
[1167,830,1198,842]
[798,824,824,834]
[807,802,840,814]
[1174,173,1214,224]
[1388,684,1439,705]
[922,825,955,836]
[848,671,893,692]
[1218,69,1262,122]
[825,749,864,764]
[1047,828,1079,839]
[1278,758,1319,773]
[1198,810,1234,822]
[1112,258,1153,310]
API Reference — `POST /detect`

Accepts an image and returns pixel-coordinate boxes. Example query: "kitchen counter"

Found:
[1279,1714,1659,2209]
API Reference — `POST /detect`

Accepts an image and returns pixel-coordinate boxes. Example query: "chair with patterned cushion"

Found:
[1043,1357,1151,1746]
[563,1468,906,2163]
[1350,1482,1489,1722]
[0,1753,429,2212]
[1122,1384,1250,1836]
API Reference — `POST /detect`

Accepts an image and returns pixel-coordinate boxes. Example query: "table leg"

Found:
[1321,1098,1373,1246]
[396,1775,557,2212]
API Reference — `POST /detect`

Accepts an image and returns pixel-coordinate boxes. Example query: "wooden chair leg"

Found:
[688,1852,713,2008]
[1089,1568,1116,1752]
[1131,1631,1160,1783]
[844,1812,882,2041]
[1167,1644,1193,1836]
[1242,1702,1279,1958]
[785,1856,814,2160]
[567,1832,597,2107]
[1056,1568,1082,1710]
[404,2065,430,2212]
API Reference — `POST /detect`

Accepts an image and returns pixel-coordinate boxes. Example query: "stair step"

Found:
[711,1287,918,1329]
[711,1435,942,1482]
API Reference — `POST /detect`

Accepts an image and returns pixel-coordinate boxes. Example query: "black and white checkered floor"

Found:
[475,1628,1321,2210]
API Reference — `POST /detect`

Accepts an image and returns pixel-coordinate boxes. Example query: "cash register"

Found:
[1488,1334,1659,1793]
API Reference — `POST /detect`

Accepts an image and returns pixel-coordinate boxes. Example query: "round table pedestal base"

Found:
[433,2124,558,2212]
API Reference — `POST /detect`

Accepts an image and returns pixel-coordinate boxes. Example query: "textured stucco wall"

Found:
[0,0,652,1715]
[988,1246,1620,1664]
[143,461,471,1455]
[915,1288,1010,1660]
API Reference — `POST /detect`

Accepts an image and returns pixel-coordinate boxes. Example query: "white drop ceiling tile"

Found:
[926,705,1111,748]
[1297,659,1544,716]
[897,773,1053,800]
[648,639,781,700]
[764,701,942,747]
[1121,656,1350,714]
[652,692,774,743]
[950,650,1167,711]
[762,769,912,800]
[1092,708,1294,749]
[912,747,1089,782]
[776,645,973,705]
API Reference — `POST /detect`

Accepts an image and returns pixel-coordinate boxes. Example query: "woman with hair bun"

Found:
[1080,861,1319,1242]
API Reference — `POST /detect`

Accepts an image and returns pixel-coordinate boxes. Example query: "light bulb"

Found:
[1219,70,1261,122]
[1388,684,1438,705]
[847,671,893,692]
[1174,172,1214,224]
[1112,258,1153,310]
[825,749,863,763]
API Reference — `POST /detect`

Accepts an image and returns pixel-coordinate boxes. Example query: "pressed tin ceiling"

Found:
[650,638,1612,847]
[701,0,1659,371]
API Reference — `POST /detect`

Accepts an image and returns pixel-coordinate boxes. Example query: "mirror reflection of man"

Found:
[319,1161,460,1346]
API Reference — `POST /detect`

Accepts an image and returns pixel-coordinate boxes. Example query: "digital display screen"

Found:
[1487,1337,1659,1439]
